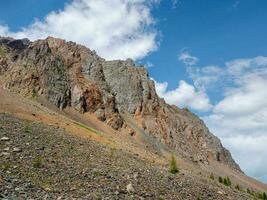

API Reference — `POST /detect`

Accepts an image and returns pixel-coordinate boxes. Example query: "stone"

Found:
[126,183,135,193]
[4,147,9,151]
[1,152,10,156]
[95,108,106,121]
[1,137,9,141]
[218,191,224,195]
[13,147,22,153]
[133,173,139,180]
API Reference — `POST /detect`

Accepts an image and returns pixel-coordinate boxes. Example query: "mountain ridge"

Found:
[0,36,240,171]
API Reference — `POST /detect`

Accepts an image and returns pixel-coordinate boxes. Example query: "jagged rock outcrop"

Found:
[0,36,241,171]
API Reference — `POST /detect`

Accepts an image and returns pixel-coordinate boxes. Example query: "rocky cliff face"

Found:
[0,36,241,171]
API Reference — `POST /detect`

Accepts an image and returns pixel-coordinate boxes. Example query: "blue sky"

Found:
[1,0,267,183]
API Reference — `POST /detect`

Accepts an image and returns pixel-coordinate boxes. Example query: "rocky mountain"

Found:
[0,36,240,171]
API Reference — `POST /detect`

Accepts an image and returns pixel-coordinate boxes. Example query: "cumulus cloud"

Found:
[153,79,212,112]
[199,56,267,183]
[223,135,267,182]
[187,65,223,90]
[178,51,199,66]
[0,0,159,60]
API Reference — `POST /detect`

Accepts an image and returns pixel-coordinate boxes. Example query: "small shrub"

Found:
[218,176,223,183]
[31,88,38,98]
[222,176,231,186]
[258,192,267,200]
[209,173,214,180]
[32,157,43,168]
[247,188,252,195]
[169,155,179,174]
[235,184,240,190]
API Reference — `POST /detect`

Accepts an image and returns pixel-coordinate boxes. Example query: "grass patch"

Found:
[32,157,43,168]
[209,173,214,180]
[73,122,102,136]
[0,45,7,57]
[223,176,231,186]
[218,176,231,186]
[24,120,32,134]
[31,88,38,99]
[1,162,11,171]
[169,155,179,174]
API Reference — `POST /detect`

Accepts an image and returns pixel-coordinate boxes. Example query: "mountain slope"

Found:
[0,113,252,199]
[0,36,266,199]
[0,36,239,170]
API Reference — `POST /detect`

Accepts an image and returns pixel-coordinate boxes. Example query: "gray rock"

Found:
[126,183,135,193]
[3,147,9,151]
[13,147,22,153]
[1,137,10,141]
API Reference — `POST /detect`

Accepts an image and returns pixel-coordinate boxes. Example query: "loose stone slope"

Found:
[0,114,250,199]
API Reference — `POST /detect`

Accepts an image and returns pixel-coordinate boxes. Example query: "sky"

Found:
[1,0,267,183]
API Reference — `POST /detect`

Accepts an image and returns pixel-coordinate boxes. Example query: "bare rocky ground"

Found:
[0,113,252,200]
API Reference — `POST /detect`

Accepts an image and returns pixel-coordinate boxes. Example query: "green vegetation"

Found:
[0,45,7,57]
[246,189,267,200]
[31,88,38,98]
[32,157,43,168]
[218,176,231,186]
[235,184,241,191]
[24,120,32,134]
[1,162,11,171]
[209,173,214,180]
[223,176,231,186]
[73,121,102,136]
[263,192,267,200]
[257,192,267,200]
[247,188,252,195]
[169,155,179,174]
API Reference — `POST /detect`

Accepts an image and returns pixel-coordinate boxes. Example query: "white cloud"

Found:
[222,135,267,182]
[226,56,267,77]
[214,76,267,118]
[200,56,267,183]
[144,61,154,68]
[178,51,199,66]
[0,0,159,60]
[187,65,223,90]
[153,79,212,112]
